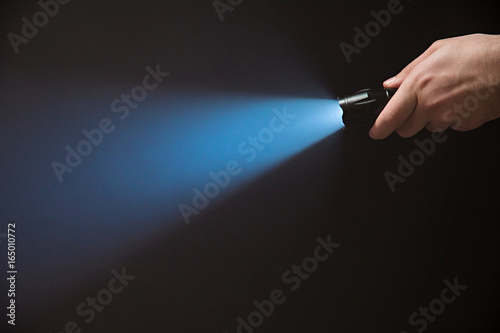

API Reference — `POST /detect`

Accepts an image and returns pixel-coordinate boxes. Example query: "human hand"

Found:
[369,33,500,139]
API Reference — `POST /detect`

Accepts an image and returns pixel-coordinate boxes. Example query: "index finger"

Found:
[369,80,418,139]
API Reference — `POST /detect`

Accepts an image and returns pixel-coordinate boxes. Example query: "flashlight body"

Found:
[339,88,396,128]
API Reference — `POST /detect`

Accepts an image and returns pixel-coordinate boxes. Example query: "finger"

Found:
[369,80,418,139]
[383,41,442,89]
[383,76,403,89]
[425,122,450,132]
[395,106,429,138]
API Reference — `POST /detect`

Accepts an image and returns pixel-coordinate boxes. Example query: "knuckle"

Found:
[431,39,444,48]
[452,125,469,132]
[415,72,434,92]
[403,62,415,76]
[396,126,414,138]
[453,119,478,132]
[481,104,496,123]
[468,117,485,130]
[383,109,402,128]
[424,123,435,132]
[421,98,443,115]
[426,123,448,132]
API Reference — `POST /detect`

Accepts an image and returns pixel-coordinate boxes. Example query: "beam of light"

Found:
[84,92,344,226]
[1,90,343,310]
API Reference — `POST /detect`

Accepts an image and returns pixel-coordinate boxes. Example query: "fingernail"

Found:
[383,77,396,86]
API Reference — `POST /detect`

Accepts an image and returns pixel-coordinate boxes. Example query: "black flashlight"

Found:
[338,88,397,128]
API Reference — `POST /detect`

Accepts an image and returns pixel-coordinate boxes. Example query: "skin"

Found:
[369,33,500,139]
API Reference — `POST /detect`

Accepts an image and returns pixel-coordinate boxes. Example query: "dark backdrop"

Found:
[1,1,499,332]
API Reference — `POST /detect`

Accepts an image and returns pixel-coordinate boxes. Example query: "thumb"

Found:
[383,75,403,89]
[383,40,441,89]
[383,62,415,88]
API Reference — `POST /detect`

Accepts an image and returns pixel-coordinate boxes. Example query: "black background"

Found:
[1,0,499,332]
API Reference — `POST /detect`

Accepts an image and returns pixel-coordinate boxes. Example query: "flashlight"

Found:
[338,88,396,128]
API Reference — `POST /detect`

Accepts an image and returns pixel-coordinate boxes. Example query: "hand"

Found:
[369,33,500,139]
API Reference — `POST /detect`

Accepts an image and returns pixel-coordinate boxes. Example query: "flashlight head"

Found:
[339,88,396,128]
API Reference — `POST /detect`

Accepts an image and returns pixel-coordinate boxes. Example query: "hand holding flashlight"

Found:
[368,33,500,139]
